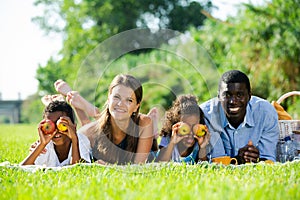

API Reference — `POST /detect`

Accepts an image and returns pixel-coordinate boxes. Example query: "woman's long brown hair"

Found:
[92,74,143,164]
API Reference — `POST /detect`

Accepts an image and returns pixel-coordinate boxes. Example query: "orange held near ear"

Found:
[193,124,207,137]
[57,119,68,132]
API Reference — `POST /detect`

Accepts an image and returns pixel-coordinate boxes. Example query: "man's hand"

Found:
[237,140,260,164]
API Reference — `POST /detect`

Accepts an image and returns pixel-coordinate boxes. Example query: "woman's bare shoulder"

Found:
[78,121,98,139]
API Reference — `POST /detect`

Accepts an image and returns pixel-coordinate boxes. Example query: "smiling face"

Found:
[218,82,251,128]
[108,84,140,122]
[44,111,70,146]
[179,114,200,148]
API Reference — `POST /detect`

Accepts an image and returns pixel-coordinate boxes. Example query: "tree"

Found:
[192,0,300,117]
[33,0,214,94]
[193,0,300,97]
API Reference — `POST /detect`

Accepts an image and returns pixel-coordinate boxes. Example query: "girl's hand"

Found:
[54,79,72,96]
[170,122,189,144]
[195,130,210,149]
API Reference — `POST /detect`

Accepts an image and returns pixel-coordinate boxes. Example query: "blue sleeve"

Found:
[159,136,170,148]
[257,105,279,161]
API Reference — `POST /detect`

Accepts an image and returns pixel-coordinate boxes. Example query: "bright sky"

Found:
[0,0,264,100]
[0,0,62,100]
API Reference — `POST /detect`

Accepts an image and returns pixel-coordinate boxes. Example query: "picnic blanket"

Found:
[1,160,299,173]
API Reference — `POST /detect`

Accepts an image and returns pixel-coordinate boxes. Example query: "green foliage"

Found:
[1,124,300,200]
[33,0,213,95]
[24,0,300,123]
[70,32,219,114]
[191,0,300,115]
[20,93,45,124]
[0,124,38,163]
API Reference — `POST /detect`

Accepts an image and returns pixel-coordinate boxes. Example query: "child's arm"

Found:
[70,134,81,164]
[20,126,54,165]
[196,130,211,161]
[21,143,47,165]
[198,147,208,161]
[57,117,86,164]
[155,142,175,162]
[134,114,153,164]
[155,122,185,162]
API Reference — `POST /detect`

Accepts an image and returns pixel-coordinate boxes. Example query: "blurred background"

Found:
[0,0,299,124]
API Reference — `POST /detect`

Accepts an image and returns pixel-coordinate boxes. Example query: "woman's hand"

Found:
[29,140,47,154]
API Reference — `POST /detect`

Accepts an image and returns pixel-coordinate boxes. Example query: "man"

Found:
[200,70,279,164]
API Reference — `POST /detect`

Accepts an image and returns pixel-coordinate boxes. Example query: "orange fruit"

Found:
[193,124,207,137]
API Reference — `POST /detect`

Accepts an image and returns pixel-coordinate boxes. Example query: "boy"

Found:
[21,101,91,167]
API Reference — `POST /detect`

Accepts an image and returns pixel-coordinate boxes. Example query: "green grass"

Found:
[0,124,299,200]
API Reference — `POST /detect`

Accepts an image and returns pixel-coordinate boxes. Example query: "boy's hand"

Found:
[57,116,77,140]
[38,121,56,146]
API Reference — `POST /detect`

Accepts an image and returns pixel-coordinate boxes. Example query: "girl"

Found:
[156,94,210,164]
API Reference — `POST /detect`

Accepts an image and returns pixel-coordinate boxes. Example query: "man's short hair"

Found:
[218,70,251,92]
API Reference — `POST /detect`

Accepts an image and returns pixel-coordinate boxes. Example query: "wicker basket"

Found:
[276,91,300,139]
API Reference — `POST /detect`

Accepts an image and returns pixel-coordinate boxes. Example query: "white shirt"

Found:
[34,133,92,167]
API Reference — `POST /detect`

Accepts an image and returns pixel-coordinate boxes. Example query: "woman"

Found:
[156,94,210,164]
[56,74,153,165]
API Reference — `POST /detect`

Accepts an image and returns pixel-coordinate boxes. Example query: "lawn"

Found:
[0,124,299,200]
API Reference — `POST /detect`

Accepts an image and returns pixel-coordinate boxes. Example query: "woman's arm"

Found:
[134,114,153,164]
